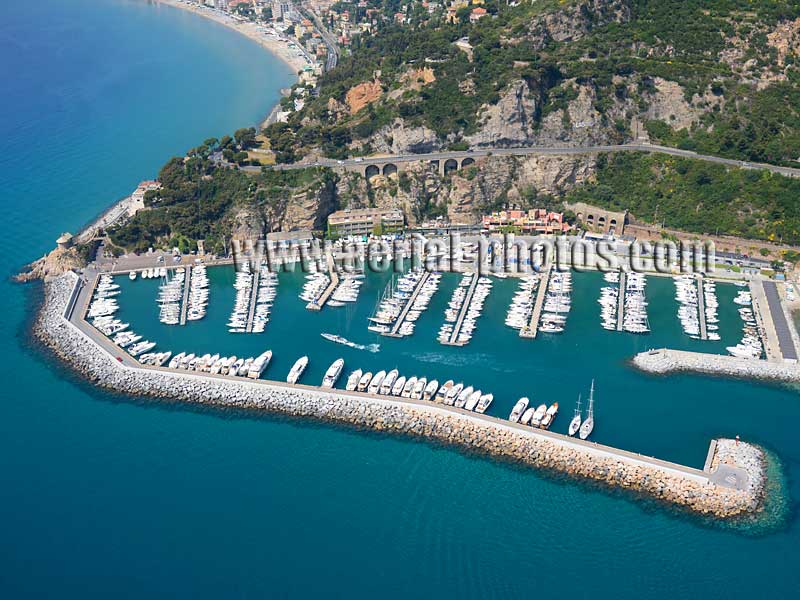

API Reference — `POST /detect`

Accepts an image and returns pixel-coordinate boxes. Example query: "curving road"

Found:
[253,143,800,178]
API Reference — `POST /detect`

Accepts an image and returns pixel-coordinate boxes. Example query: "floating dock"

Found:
[307,254,339,311]
[442,273,478,346]
[616,270,626,332]
[179,266,192,326]
[245,266,260,332]
[384,271,432,338]
[696,275,708,340]
[520,265,551,339]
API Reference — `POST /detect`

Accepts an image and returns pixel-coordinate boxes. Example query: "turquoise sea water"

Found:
[1,1,799,598]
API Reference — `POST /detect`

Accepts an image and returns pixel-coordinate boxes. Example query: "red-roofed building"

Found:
[482,209,571,235]
[469,7,487,22]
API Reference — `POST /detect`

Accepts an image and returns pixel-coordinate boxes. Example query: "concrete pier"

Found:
[384,271,432,338]
[245,267,260,333]
[442,273,479,346]
[520,265,551,339]
[616,270,626,332]
[762,280,798,361]
[179,266,192,326]
[696,275,708,341]
[307,254,339,311]
[750,280,781,360]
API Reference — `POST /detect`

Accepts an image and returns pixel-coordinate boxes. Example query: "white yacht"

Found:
[509,397,529,423]
[475,393,493,414]
[579,380,595,440]
[568,395,582,436]
[322,358,344,388]
[345,368,362,391]
[287,356,309,384]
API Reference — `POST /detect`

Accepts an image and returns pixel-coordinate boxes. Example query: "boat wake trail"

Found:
[321,332,380,353]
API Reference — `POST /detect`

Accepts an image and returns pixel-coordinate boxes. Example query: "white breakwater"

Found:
[35,272,769,519]
[634,348,800,383]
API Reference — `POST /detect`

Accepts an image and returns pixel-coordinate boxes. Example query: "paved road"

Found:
[248,143,800,178]
[301,2,338,71]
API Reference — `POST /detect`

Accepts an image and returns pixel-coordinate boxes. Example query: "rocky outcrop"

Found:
[17,246,86,282]
[468,80,539,147]
[525,0,632,47]
[345,80,383,115]
[371,119,440,154]
[339,154,597,225]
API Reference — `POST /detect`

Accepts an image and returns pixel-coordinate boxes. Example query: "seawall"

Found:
[633,348,800,383]
[37,272,768,520]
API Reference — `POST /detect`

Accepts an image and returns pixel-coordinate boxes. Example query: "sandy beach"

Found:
[155,0,312,78]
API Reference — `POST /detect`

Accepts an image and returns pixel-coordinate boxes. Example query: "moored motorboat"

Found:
[422,379,439,401]
[322,358,345,388]
[475,393,493,414]
[367,370,387,395]
[345,368,362,391]
[464,389,482,411]
[379,369,399,395]
[391,375,407,396]
[530,404,547,428]
[434,380,453,403]
[357,372,373,392]
[540,403,559,429]
[509,397,529,422]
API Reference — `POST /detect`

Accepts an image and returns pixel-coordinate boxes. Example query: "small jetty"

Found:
[520,264,551,339]
[179,266,192,326]
[442,272,478,346]
[386,271,432,337]
[245,266,261,332]
[616,270,626,332]
[696,275,708,340]
[307,254,339,311]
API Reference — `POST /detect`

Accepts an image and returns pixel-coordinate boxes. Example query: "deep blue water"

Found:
[1,1,799,598]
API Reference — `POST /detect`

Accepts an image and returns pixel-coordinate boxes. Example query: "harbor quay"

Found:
[37,271,769,520]
[634,348,800,383]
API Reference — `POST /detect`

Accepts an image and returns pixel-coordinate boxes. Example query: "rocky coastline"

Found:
[633,348,800,383]
[36,272,768,520]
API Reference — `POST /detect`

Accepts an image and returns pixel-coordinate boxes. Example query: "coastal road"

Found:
[301,3,338,71]
[248,143,800,178]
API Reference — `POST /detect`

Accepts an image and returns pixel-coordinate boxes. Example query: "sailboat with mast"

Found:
[579,380,595,440]
[568,394,582,436]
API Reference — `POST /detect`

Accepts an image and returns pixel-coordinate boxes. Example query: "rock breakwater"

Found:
[36,273,767,520]
[633,348,800,383]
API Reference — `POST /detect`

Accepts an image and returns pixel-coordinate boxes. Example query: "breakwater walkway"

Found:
[307,254,339,311]
[39,270,768,519]
[385,271,432,338]
[443,274,478,346]
[616,270,626,332]
[179,266,192,326]
[521,265,551,339]
[696,275,708,341]
[634,347,800,383]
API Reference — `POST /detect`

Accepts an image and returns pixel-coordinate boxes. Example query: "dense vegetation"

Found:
[108,157,335,254]
[269,0,800,165]
[565,152,800,244]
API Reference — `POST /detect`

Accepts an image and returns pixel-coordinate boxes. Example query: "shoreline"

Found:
[153,0,307,126]
[35,270,771,521]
